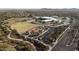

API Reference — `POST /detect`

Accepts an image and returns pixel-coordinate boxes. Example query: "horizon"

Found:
[0,8,78,10]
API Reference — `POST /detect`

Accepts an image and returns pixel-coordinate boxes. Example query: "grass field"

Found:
[11,22,39,33]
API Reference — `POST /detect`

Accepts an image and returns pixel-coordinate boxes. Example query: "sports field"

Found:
[11,22,39,33]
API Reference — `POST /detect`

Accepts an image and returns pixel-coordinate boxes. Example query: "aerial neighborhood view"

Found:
[0,9,79,51]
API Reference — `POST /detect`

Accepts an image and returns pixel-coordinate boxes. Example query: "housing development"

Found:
[0,9,79,51]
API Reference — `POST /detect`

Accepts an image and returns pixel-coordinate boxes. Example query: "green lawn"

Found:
[11,22,39,33]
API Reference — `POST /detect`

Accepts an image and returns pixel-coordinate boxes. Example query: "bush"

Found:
[0,43,16,51]
[15,41,36,51]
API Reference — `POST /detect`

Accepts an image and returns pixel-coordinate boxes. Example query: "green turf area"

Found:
[11,22,39,33]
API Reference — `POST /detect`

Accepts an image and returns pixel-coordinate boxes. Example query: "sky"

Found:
[0,0,79,9]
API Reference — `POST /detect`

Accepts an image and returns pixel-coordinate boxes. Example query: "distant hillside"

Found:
[26,8,79,16]
[0,8,79,17]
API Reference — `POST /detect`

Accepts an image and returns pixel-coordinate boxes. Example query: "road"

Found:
[30,23,71,51]
[48,23,70,28]
[52,19,79,51]
[31,38,52,51]
[7,32,36,51]
[7,19,78,51]
[8,31,53,51]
